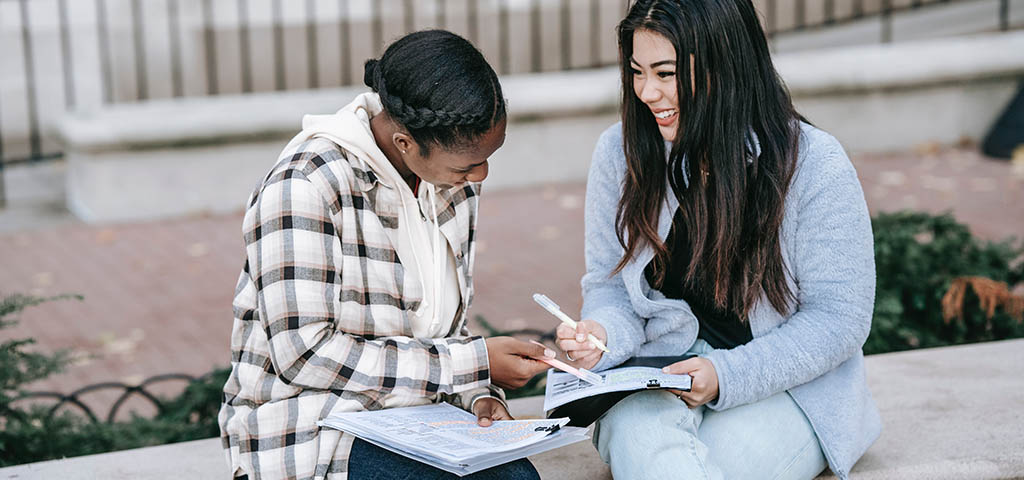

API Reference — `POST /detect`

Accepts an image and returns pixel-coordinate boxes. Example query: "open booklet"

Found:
[318,402,589,476]
[544,355,694,427]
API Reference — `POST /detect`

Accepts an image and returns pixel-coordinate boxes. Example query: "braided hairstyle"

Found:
[364,30,506,155]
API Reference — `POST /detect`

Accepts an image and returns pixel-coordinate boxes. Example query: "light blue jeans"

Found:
[592,340,827,480]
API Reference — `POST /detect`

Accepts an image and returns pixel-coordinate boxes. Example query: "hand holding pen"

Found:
[533,294,609,371]
[554,320,608,370]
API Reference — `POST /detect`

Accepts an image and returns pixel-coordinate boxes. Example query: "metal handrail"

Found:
[13,372,201,424]
[8,323,554,423]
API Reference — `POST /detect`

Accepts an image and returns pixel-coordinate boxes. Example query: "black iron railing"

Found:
[14,373,202,423]
[13,321,554,423]
[0,0,1016,208]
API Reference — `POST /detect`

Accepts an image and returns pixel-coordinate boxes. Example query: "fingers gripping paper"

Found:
[544,357,694,428]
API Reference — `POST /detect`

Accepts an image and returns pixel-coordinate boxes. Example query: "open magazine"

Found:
[545,356,694,427]
[318,402,589,476]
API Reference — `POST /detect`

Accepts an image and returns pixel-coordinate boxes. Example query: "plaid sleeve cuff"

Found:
[468,390,509,415]
[443,335,492,393]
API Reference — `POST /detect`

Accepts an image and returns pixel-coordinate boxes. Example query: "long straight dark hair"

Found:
[614,0,802,319]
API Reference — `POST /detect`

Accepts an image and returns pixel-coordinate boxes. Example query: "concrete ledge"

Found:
[776,30,1024,95]
[56,31,1024,222]
[56,68,620,155]
[780,31,1024,154]
[57,30,1024,152]
[56,69,620,223]
[825,338,1024,480]
[3,339,1021,479]
[0,437,227,480]
[525,339,1024,479]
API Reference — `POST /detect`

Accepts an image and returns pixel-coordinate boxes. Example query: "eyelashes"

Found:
[629,67,676,79]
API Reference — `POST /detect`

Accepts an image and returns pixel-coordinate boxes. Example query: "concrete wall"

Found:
[779,31,1024,152]
[56,30,1024,223]
[58,66,621,222]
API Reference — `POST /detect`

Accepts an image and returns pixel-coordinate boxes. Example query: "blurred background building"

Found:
[2,0,1020,181]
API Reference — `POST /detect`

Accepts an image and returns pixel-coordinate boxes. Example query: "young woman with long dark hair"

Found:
[219,30,552,480]
[556,1,880,478]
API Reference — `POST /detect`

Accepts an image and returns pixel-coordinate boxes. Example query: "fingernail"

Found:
[544,349,556,358]
[576,334,585,342]
[662,367,670,373]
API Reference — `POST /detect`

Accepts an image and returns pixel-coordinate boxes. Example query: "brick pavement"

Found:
[1,147,1021,418]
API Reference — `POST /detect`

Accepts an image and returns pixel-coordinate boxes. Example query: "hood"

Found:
[281,92,408,192]
[279,92,453,330]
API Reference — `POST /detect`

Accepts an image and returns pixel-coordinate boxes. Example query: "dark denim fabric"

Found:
[346,438,540,480]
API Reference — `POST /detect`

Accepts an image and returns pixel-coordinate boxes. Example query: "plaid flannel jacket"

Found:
[219,138,498,480]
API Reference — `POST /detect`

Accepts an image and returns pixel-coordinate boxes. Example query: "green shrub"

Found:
[0,293,230,466]
[1,294,79,466]
[0,368,229,466]
[0,295,77,409]
[867,211,1024,354]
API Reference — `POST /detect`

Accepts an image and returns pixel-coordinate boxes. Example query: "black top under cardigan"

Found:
[644,208,753,350]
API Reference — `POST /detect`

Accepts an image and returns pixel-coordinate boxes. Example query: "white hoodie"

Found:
[279,92,461,339]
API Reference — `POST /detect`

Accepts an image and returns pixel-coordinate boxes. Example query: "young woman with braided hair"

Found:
[555,1,880,479]
[219,30,550,480]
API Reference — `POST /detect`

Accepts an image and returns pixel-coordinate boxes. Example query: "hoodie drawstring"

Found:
[397,181,444,333]
[397,182,431,320]
[428,184,443,331]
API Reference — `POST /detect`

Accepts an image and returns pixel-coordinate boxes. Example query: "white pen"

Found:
[532,293,611,354]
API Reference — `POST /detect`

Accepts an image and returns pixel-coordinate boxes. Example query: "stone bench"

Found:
[3,338,1022,479]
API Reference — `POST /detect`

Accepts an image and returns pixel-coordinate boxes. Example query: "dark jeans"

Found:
[347,438,541,480]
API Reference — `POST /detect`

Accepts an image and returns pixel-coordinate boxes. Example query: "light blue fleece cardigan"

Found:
[582,122,881,479]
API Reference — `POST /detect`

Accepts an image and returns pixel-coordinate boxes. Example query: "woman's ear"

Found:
[392,132,416,156]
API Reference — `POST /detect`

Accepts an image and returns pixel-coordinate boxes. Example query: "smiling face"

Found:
[630,29,694,142]
[394,117,506,190]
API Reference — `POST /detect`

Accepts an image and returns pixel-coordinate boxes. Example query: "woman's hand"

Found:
[485,336,555,390]
[473,397,513,427]
[554,320,607,370]
[664,357,719,408]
